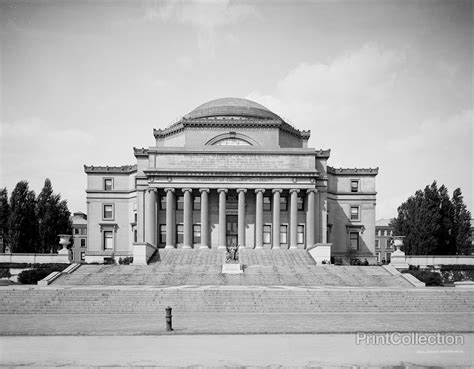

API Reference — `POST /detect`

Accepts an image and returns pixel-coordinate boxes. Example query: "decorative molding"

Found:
[133,147,149,156]
[327,166,379,175]
[143,170,319,177]
[84,164,137,174]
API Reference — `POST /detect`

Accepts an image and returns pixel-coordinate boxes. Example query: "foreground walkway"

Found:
[1,334,472,367]
[1,312,472,335]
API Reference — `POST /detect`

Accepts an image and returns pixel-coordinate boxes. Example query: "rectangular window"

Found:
[80,239,86,247]
[386,252,391,263]
[103,204,114,220]
[297,225,305,244]
[350,206,360,221]
[160,196,167,210]
[159,225,166,244]
[351,180,359,193]
[263,196,271,211]
[375,239,380,249]
[81,228,87,235]
[134,212,137,223]
[280,197,288,211]
[74,228,79,235]
[386,239,392,249]
[134,229,137,243]
[176,196,184,211]
[193,196,201,210]
[376,252,381,262]
[193,224,201,244]
[176,224,184,244]
[349,232,359,250]
[80,252,85,261]
[104,178,113,191]
[280,225,288,245]
[263,225,272,244]
[297,196,304,211]
[104,230,113,250]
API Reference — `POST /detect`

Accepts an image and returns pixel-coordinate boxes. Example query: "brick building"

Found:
[84,98,378,264]
[71,212,87,263]
[375,218,394,263]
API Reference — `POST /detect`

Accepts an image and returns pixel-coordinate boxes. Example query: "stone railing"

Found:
[0,253,70,264]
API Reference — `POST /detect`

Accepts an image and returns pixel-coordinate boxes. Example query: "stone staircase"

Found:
[1,287,473,314]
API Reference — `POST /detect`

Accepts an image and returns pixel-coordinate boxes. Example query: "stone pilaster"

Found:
[237,188,247,247]
[272,189,282,249]
[199,188,210,249]
[306,189,317,248]
[254,189,265,249]
[182,188,193,249]
[217,188,228,249]
[289,189,300,249]
[165,188,175,249]
[145,188,156,245]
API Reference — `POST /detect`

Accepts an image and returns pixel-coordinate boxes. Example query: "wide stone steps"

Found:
[1,288,473,314]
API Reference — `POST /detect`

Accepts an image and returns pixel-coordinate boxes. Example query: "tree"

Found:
[0,188,9,251]
[451,188,472,255]
[36,179,72,253]
[391,181,472,255]
[8,181,38,253]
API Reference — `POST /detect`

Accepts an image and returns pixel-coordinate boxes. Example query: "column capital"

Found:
[307,188,318,194]
[217,188,228,194]
[182,188,193,193]
[289,189,300,194]
[272,188,283,194]
[164,188,175,193]
[255,188,266,194]
[236,188,247,194]
[199,188,210,194]
[146,188,157,193]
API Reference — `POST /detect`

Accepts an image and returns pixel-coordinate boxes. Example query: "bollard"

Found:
[165,306,173,331]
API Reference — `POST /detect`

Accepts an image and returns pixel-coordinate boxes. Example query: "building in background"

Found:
[375,218,394,263]
[71,212,87,263]
[84,98,378,264]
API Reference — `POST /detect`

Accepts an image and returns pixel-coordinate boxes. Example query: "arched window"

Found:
[214,138,251,146]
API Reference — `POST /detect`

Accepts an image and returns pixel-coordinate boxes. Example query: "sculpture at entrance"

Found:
[226,242,239,263]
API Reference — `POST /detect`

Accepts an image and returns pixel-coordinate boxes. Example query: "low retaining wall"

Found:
[395,255,474,267]
[0,253,70,264]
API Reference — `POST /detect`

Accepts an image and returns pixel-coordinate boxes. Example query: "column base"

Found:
[199,245,209,249]
[164,245,175,249]
[255,245,263,249]
[182,245,192,249]
[272,246,281,249]
[218,245,227,249]
[289,245,298,250]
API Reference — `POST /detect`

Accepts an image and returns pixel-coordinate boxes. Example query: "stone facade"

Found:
[84,98,378,264]
[71,212,87,263]
[375,218,394,264]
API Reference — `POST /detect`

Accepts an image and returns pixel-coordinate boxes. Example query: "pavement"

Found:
[0,312,473,336]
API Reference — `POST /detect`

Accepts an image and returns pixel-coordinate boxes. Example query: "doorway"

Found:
[226,215,238,247]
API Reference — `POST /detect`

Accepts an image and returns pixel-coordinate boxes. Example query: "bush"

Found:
[0,263,69,270]
[402,270,443,286]
[18,269,52,284]
[118,257,133,265]
[0,268,11,279]
[440,264,474,271]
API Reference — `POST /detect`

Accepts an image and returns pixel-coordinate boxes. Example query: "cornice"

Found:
[84,165,137,174]
[327,166,379,175]
[143,170,320,177]
[133,147,149,156]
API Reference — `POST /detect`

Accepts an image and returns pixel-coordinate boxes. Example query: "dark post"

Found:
[165,306,173,331]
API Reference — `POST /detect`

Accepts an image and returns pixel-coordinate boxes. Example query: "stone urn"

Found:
[58,234,71,255]
[392,237,405,254]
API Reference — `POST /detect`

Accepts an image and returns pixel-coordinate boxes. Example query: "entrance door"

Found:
[226,216,238,247]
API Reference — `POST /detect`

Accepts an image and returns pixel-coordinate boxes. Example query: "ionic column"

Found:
[320,190,328,243]
[237,189,247,247]
[272,189,282,249]
[164,188,175,249]
[306,189,317,248]
[218,188,227,249]
[199,188,209,249]
[137,190,145,243]
[289,189,300,249]
[183,188,193,249]
[145,188,156,245]
[255,189,265,249]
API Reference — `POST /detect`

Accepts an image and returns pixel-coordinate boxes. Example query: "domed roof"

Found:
[184,97,282,120]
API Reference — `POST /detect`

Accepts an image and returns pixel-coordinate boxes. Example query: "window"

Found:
[134,229,137,243]
[159,225,166,244]
[386,239,392,249]
[351,180,359,193]
[263,196,271,211]
[176,224,184,244]
[375,239,380,249]
[263,225,272,244]
[74,228,79,235]
[104,230,114,250]
[104,178,113,191]
[134,212,137,223]
[103,204,114,220]
[160,196,167,210]
[386,252,391,263]
[214,138,251,146]
[297,225,305,244]
[81,228,87,235]
[193,196,201,210]
[176,196,184,211]
[280,225,288,245]
[193,224,201,244]
[297,196,304,211]
[280,197,288,211]
[80,239,86,247]
[80,252,85,261]
[376,252,380,262]
[349,232,359,250]
[350,206,360,221]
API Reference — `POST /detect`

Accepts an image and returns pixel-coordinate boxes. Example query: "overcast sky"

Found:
[1,0,472,220]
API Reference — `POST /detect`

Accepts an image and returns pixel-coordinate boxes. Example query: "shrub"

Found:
[119,256,133,265]
[0,268,11,279]
[440,264,474,271]
[402,270,443,286]
[18,269,52,284]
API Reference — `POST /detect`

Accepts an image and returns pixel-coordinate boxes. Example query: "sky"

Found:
[0,0,472,220]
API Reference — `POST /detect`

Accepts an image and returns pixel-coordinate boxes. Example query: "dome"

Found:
[184,97,282,120]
